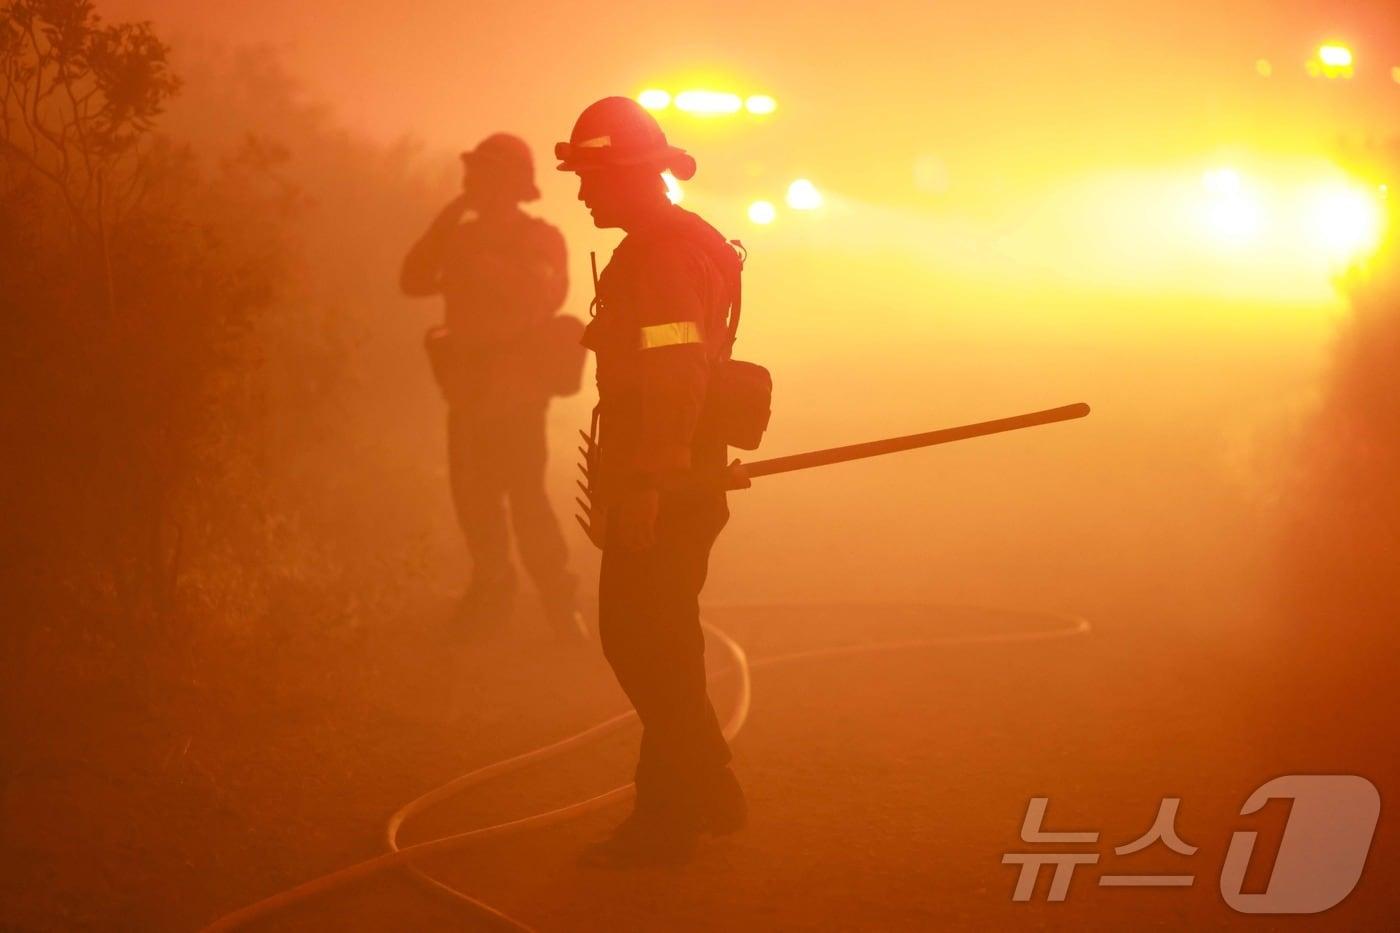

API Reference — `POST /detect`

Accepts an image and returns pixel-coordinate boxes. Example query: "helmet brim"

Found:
[554,142,695,181]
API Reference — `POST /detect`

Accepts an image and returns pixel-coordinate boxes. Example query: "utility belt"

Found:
[424,316,586,406]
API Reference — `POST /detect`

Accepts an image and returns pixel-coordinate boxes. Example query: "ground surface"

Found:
[3,593,1396,931]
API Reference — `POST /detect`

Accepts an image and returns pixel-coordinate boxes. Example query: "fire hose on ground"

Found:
[202,403,1091,932]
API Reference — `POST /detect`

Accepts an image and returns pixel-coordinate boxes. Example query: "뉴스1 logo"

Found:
[1002,774,1380,914]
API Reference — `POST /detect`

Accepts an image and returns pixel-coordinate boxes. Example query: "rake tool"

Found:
[576,402,1089,549]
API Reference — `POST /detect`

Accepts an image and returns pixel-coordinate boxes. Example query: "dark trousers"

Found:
[598,490,732,819]
[446,401,569,597]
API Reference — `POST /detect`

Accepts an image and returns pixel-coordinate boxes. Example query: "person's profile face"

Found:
[576,166,662,230]
[460,159,488,206]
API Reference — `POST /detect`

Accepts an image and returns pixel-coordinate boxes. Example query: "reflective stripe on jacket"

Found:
[583,205,739,498]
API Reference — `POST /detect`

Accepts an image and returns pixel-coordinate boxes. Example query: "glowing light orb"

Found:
[1206,197,1262,242]
[1308,185,1383,259]
[675,90,742,115]
[1314,43,1355,79]
[745,94,777,115]
[786,178,823,210]
[662,171,683,204]
[747,200,776,224]
[1201,168,1260,243]
[1254,59,1272,77]
[638,89,671,111]
[1318,44,1353,68]
[1202,168,1243,196]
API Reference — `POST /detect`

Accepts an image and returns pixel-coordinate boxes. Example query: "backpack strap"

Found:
[650,210,746,357]
[724,239,746,350]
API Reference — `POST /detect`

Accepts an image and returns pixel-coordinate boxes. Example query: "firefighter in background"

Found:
[556,98,746,866]
[400,133,585,639]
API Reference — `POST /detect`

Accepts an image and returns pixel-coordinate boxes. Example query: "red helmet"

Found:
[554,96,696,180]
[460,133,540,202]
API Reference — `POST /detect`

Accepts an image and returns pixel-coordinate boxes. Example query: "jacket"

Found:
[583,205,739,500]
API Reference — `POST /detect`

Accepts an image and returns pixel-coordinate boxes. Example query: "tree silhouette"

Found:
[2,1,288,639]
[2,0,180,313]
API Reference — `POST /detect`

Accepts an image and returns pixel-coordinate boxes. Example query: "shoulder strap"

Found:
[644,210,746,351]
[723,239,746,348]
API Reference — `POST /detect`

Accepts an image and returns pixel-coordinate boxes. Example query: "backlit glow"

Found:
[1205,195,1262,243]
[1315,43,1355,79]
[1201,168,1260,243]
[1202,168,1243,197]
[1307,185,1383,260]
[1193,166,1386,264]
[662,171,683,204]
[745,94,777,114]
[1317,44,1353,68]
[786,178,823,210]
[675,90,742,115]
[638,88,671,111]
[747,200,777,224]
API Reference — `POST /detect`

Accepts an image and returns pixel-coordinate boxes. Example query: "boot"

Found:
[578,808,699,869]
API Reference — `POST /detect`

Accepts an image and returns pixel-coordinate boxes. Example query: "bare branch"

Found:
[1,134,93,238]
[22,18,65,161]
[58,51,99,209]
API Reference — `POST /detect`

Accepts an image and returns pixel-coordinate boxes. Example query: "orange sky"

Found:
[104,0,1400,310]
[109,0,1400,190]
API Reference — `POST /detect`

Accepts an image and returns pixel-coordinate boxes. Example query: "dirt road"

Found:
[4,596,1394,931]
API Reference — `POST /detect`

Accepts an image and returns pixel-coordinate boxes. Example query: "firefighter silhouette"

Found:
[557,98,746,866]
[401,133,586,639]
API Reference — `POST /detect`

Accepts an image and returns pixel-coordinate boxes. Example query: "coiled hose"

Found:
[203,608,1089,932]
